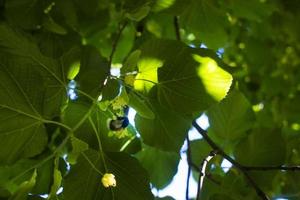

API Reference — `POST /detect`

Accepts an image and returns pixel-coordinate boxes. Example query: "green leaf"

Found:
[68,136,89,164]
[122,50,141,73]
[155,196,175,200]
[136,145,180,189]
[9,170,37,200]
[31,159,53,195]
[67,61,80,80]
[275,171,300,198]
[101,79,120,101]
[126,5,151,21]
[135,39,232,114]
[0,24,68,163]
[228,0,275,22]
[195,172,222,200]
[190,139,213,166]
[72,0,110,37]
[0,160,36,197]
[128,91,155,119]
[35,32,81,59]
[0,106,47,164]
[180,0,228,48]
[48,159,62,200]
[207,91,255,141]
[209,194,235,200]
[0,24,66,118]
[123,0,152,21]
[122,136,142,154]
[54,0,78,29]
[112,24,136,64]
[145,14,176,39]
[76,46,109,99]
[4,0,44,29]
[152,0,178,12]
[135,97,190,152]
[85,23,135,64]
[64,150,153,200]
[219,170,258,200]
[42,17,67,35]
[234,128,286,166]
[28,196,45,200]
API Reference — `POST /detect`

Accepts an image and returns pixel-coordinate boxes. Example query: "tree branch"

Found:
[243,166,300,171]
[100,21,128,91]
[108,21,128,69]
[173,16,181,41]
[196,151,217,200]
[192,120,270,200]
[186,134,192,200]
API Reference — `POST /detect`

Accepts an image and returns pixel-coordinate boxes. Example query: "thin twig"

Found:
[108,21,128,69]
[196,151,217,200]
[173,16,181,41]
[99,21,128,92]
[244,166,300,171]
[192,121,270,200]
[186,134,192,200]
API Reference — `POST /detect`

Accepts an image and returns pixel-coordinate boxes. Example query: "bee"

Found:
[108,116,129,131]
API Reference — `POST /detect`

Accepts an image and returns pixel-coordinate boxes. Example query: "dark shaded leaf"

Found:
[64,149,153,200]
[180,0,228,48]
[234,128,286,166]
[136,145,180,188]
[75,46,109,98]
[135,97,190,152]
[207,91,255,141]
[4,0,44,29]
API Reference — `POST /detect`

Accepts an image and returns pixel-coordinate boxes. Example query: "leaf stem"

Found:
[81,152,103,175]
[43,119,72,131]
[88,116,108,172]
[76,88,96,102]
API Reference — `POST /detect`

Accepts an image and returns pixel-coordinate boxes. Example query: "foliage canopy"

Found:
[0,0,300,199]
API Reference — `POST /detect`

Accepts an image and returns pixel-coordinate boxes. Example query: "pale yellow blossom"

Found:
[101,173,116,188]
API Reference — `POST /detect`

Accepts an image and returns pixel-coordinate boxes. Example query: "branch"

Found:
[108,21,128,69]
[173,16,181,41]
[244,166,300,171]
[196,151,217,200]
[100,21,128,91]
[192,121,270,200]
[186,134,192,200]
